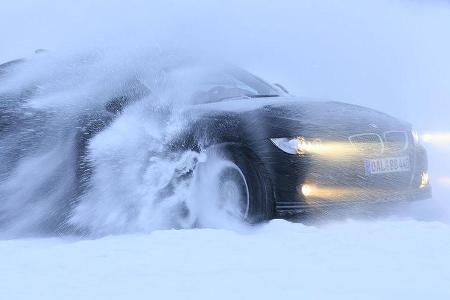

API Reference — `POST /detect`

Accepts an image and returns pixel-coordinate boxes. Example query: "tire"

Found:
[217,145,274,223]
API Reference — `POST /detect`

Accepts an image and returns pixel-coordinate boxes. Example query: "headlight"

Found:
[420,171,429,188]
[411,129,420,145]
[270,136,321,155]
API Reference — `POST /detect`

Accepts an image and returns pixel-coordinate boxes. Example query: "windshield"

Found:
[192,68,281,103]
[153,65,281,104]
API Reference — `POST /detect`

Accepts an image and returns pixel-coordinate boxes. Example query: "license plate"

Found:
[365,156,410,175]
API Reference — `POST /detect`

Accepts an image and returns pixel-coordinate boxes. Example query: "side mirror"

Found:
[273,83,290,95]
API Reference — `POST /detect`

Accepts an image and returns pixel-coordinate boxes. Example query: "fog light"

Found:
[420,171,429,188]
[301,184,312,197]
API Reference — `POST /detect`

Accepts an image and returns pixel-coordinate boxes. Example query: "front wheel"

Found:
[216,162,250,220]
[198,146,274,224]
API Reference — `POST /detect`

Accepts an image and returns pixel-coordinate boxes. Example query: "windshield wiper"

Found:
[212,94,280,103]
[247,94,280,98]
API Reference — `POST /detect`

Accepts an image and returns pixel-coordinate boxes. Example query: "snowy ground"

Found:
[2,218,450,300]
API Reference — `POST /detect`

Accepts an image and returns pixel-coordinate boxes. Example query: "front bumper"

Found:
[261,139,432,216]
[275,185,432,216]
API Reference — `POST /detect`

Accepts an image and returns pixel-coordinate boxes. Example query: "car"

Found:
[0,58,431,225]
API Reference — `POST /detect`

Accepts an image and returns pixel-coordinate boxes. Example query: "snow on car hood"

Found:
[191,96,411,134]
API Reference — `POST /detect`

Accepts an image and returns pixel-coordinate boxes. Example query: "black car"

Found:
[0,59,431,224]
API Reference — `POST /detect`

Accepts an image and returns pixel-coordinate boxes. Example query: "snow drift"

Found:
[1,51,257,237]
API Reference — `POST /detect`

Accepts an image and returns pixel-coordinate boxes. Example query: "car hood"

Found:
[263,99,411,137]
[192,96,411,138]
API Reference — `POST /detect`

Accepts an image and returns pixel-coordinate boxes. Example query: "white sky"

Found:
[1,0,449,130]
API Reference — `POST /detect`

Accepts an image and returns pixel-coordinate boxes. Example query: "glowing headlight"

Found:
[420,171,429,188]
[301,184,312,197]
[411,129,420,145]
[270,137,321,155]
